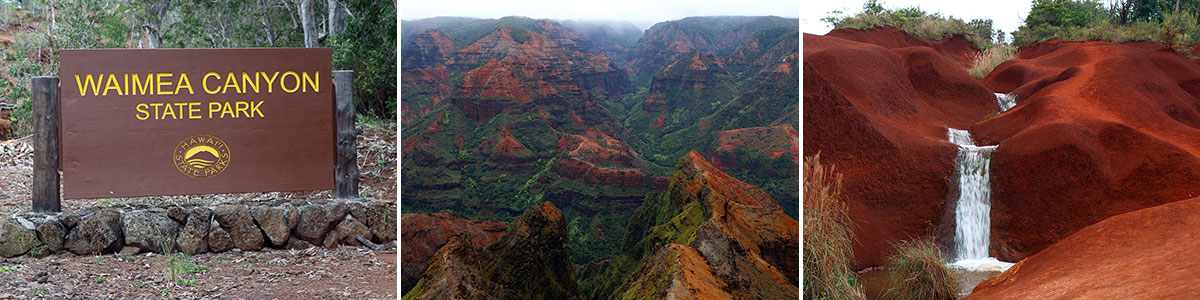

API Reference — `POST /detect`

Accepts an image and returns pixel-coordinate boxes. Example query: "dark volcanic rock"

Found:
[212,205,263,251]
[122,210,180,253]
[251,205,293,247]
[366,201,397,242]
[323,215,370,248]
[176,207,212,255]
[167,206,188,224]
[34,217,66,253]
[64,209,124,255]
[206,219,234,253]
[0,217,39,257]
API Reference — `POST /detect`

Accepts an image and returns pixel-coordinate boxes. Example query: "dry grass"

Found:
[803,153,865,300]
[968,44,1017,79]
[883,239,958,300]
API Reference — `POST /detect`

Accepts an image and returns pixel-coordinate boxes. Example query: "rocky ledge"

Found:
[0,199,396,258]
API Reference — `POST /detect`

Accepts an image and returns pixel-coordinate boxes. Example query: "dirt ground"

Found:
[0,246,396,299]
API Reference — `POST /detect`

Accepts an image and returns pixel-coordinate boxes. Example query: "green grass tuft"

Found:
[968,44,1017,80]
[883,239,958,300]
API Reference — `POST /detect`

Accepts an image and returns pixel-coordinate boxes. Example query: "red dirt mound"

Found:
[975,41,1200,261]
[825,26,980,68]
[804,28,997,268]
[963,197,1200,299]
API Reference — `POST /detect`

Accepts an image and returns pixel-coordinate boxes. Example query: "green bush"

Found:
[823,0,995,49]
[1012,0,1200,49]
[331,0,396,119]
[883,239,958,300]
[803,154,865,300]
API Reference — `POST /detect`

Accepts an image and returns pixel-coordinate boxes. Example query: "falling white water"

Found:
[947,128,1013,273]
[995,93,1017,112]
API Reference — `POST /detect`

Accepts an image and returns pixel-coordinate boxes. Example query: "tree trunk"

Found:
[142,0,171,49]
[299,0,318,48]
[327,0,347,37]
[145,26,161,48]
[261,0,277,47]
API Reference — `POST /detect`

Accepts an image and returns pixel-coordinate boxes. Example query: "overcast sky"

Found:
[400,0,800,30]
[801,0,1032,39]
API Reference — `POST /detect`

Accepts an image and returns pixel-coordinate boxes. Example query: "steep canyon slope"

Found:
[401,16,800,271]
[401,17,659,267]
[803,26,996,267]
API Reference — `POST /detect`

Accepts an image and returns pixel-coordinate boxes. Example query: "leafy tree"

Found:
[330,0,396,119]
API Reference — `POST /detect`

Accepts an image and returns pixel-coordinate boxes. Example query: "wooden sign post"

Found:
[31,48,361,210]
[31,76,60,212]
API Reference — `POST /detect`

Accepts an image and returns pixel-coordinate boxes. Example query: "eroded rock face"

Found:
[965,197,1200,299]
[804,27,996,267]
[213,205,263,251]
[620,243,731,300]
[400,212,506,295]
[0,217,39,257]
[64,209,124,255]
[974,40,1200,261]
[176,207,212,255]
[581,152,798,300]
[405,202,581,300]
[122,210,180,253]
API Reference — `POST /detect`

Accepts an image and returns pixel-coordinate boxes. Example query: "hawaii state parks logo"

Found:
[173,134,230,178]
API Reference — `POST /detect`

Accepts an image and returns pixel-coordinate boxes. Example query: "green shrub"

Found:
[823,0,995,49]
[803,154,865,300]
[331,0,396,119]
[883,239,958,300]
[967,44,1017,79]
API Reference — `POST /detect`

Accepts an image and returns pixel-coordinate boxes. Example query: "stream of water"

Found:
[995,93,1016,112]
[947,128,1014,296]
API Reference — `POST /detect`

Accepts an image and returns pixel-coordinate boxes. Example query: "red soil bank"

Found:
[963,197,1200,299]
[804,28,997,267]
[825,26,980,68]
[975,41,1200,261]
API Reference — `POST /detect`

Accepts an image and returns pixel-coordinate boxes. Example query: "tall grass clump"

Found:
[822,0,998,49]
[967,44,1018,79]
[803,153,865,300]
[883,239,958,300]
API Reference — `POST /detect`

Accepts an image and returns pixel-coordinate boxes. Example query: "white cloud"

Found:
[400,0,800,29]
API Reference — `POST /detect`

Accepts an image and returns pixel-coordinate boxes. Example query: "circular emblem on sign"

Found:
[173,134,230,178]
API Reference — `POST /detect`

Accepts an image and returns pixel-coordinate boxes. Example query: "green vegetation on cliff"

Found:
[823,0,999,48]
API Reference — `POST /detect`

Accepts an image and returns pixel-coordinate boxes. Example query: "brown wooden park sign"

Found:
[31,48,360,211]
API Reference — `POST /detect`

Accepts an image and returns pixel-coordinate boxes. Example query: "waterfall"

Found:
[947,128,1013,272]
[995,93,1016,112]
